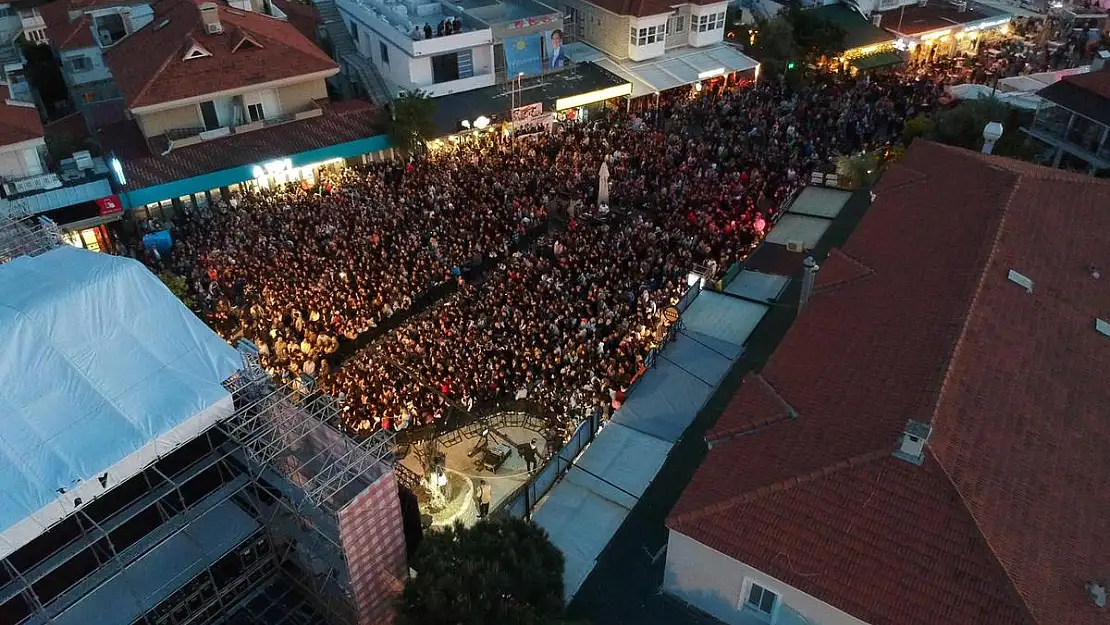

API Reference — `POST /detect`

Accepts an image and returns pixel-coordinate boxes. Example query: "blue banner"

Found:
[143,229,173,255]
[504,34,542,77]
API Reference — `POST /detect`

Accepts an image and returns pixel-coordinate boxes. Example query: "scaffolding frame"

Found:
[0,364,396,625]
[0,215,63,264]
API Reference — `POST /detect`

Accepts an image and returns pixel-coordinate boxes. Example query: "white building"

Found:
[334,0,574,97]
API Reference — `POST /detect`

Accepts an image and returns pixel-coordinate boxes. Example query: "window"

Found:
[0,7,10,18]
[673,15,685,33]
[200,100,220,130]
[68,56,91,72]
[697,11,725,32]
[744,582,778,617]
[431,51,460,84]
[630,25,661,46]
[379,41,389,65]
[247,102,265,122]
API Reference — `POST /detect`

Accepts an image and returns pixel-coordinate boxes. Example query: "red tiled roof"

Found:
[105,0,337,109]
[1061,67,1110,100]
[40,2,97,51]
[587,0,722,19]
[100,100,379,188]
[669,141,1110,625]
[705,374,793,442]
[0,87,45,146]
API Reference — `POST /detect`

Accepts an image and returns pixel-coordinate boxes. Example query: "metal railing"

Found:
[495,408,603,519]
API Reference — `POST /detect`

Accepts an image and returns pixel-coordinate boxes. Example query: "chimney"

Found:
[199,2,222,34]
[893,420,932,465]
[799,256,819,309]
[1086,581,1107,608]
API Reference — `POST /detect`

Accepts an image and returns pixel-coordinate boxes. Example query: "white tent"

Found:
[948,83,1043,110]
[0,247,241,558]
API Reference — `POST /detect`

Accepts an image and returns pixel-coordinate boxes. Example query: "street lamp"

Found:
[982,121,1004,155]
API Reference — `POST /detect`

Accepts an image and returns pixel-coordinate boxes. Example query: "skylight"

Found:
[1006,269,1034,293]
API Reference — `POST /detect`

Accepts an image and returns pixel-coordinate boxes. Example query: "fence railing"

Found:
[495,408,603,518]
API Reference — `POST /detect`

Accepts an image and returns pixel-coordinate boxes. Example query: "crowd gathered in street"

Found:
[132,65,954,440]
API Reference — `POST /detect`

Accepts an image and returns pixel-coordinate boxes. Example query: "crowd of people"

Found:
[140,69,940,441]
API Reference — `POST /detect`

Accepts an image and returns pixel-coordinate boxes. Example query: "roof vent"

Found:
[1086,581,1106,608]
[893,420,932,465]
[1007,269,1034,293]
[154,19,170,31]
[1096,319,1110,338]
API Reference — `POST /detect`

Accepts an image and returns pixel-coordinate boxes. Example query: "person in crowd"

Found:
[140,69,936,444]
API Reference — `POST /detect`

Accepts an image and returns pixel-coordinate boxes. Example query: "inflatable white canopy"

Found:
[0,246,241,559]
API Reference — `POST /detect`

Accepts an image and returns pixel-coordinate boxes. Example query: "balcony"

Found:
[336,0,491,58]
[163,101,325,151]
[19,10,47,45]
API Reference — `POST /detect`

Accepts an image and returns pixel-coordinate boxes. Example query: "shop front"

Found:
[118,134,395,222]
[40,194,124,254]
[888,10,1013,62]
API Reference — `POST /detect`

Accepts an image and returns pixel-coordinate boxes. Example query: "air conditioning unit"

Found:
[206,22,223,34]
[73,150,93,170]
[786,240,805,253]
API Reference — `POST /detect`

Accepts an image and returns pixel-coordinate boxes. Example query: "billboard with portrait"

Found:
[545,29,569,69]
[503,34,543,77]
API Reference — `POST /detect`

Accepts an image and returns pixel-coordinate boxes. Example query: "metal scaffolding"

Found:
[0,364,396,625]
[0,216,63,264]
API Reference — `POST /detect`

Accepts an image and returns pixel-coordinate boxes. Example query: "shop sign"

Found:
[251,158,294,179]
[963,17,1011,32]
[95,195,122,217]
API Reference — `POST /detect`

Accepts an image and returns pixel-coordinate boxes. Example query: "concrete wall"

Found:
[137,104,202,138]
[60,46,112,87]
[663,530,873,625]
[0,141,45,179]
[278,80,327,111]
[563,0,630,59]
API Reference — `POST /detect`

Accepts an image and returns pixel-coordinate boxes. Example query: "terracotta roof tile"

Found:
[1061,67,1110,100]
[104,0,337,109]
[0,87,45,146]
[668,141,1110,625]
[705,374,794,443]
[102,101,378,188]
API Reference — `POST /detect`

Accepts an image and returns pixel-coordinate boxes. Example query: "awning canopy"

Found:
[589,44,759,98]
[849,51,904,71]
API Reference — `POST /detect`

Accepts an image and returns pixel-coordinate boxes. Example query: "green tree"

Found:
[752,16,798,77]
[785,6,846,62]
[396,516,566,625]
[381,89,436,155]
[158,271,195,310]
[926,97,1036,160]
[902,115,936,146]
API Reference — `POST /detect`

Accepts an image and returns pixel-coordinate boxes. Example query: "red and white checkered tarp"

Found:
[338,468,408,625]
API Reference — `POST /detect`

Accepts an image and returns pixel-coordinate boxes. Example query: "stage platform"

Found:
[400,420,550,524]
[535,282,775,600]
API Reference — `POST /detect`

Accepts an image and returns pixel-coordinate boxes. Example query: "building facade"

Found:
[93,0,394,215]
[1026,64,1110,174]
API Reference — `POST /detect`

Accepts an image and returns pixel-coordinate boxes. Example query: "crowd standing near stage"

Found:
[133,68,949,439]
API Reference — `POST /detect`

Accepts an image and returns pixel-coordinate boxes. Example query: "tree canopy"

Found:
[396,516,567,625]
[381,89,437,155]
